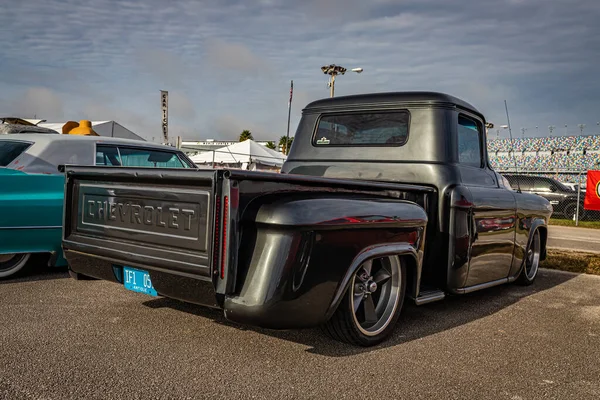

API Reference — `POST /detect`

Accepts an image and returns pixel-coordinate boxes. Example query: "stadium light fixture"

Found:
[321,64,363,97]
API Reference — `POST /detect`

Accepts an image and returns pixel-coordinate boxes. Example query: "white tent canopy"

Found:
[190,139,286,167]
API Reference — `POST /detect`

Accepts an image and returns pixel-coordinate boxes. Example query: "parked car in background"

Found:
[0,134,195,278]
[503,174,583,219]
[561,182,585,193]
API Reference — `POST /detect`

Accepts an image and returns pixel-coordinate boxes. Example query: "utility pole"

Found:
[285,80,293,155]
[321,64,363,98]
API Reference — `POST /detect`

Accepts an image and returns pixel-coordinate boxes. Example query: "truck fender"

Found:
[253,195,428,229]
[221,196,428,330]
[323,243,423,321]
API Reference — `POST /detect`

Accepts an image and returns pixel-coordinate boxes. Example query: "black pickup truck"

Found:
[62,92,552,346]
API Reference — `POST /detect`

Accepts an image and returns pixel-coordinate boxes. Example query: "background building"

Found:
[181,139,275,156]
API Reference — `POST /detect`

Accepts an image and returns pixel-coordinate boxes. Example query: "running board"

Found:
[414,289,446,305]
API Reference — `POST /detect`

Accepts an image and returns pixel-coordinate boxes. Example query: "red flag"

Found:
[584,170,600,210]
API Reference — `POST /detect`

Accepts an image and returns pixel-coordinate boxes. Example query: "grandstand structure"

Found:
[488,135,600,186]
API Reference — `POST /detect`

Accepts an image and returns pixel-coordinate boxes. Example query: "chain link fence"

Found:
[497,169,599,226]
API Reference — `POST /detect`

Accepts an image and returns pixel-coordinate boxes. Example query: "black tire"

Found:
[516,230,541,286]
[562,203,577,220]
[0,253,32,279]
[322,256,406,346]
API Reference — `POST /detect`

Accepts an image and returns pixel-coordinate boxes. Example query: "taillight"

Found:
[213,196,221,273]
[221,196,229,279]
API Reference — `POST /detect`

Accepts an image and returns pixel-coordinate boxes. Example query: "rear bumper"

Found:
[64,250,221,309]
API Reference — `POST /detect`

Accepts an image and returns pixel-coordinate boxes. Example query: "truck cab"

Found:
[283,92,549,293]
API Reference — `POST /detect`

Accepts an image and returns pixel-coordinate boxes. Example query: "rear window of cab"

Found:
[312,110,410,147]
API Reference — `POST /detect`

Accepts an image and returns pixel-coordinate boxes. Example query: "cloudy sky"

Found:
[1,0,599,142]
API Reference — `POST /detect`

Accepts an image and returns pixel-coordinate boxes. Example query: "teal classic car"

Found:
[0,133,195,278]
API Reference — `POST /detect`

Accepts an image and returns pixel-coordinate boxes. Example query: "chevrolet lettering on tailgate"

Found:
[76,183,210,251]
[86,199,195,231]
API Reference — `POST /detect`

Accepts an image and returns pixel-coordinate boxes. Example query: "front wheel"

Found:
[517,230,541,286]
[0,253,32,279]
[323,255,406,346]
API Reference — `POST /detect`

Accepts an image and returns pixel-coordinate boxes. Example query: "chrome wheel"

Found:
[350,256,402,337]
[0,253,31,279]
[525,231,541,280]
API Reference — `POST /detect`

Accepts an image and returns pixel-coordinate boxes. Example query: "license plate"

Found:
[123,267,158,297]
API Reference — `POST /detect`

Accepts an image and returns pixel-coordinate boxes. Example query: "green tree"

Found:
[279,136,294,155]
[265,141,276,150]
[239,130,253,142]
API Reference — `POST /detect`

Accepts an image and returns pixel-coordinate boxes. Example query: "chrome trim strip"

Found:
[453,278,508,294]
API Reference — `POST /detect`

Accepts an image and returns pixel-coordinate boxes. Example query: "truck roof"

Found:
[304,91,482,119]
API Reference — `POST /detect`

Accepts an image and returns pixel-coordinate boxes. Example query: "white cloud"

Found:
[203,39,272,76]
[9,87,65,119]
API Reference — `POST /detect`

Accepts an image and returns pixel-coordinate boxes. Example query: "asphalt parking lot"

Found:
[1,264,599,400]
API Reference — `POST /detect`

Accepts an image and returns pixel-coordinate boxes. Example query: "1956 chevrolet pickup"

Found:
[62,92,552,346]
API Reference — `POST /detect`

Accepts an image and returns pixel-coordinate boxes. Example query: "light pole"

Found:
[578,124,586,135]
[321,64,363,98]
[520,127,527,140]
[548,125,555,137]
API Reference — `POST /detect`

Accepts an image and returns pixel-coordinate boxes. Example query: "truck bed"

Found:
[62,166,434,317]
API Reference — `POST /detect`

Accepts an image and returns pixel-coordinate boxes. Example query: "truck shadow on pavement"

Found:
[0,256,69,285]
[142,269,577,357]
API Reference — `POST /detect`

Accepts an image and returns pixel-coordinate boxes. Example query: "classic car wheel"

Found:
[517,230,541,286]
[323,255,406,346]
[0,253,32,279]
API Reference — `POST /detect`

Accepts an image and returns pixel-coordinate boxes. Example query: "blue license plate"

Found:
[123,267,158,297]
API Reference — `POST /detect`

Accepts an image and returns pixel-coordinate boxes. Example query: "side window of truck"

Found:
[457,115,483,167]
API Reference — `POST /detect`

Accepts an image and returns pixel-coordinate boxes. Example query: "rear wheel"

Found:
[562,203,577,220]
[0,253,32,279]
[517,230,541,286]
[323,256,406,346]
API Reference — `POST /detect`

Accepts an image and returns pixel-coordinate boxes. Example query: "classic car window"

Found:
[96,145,189,168]
[0,140,32,166]
[457,115,483,167]
[95,145,121,166]
[313,111,409,146]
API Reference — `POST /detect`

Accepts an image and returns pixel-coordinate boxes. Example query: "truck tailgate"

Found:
[62,167,217,280]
